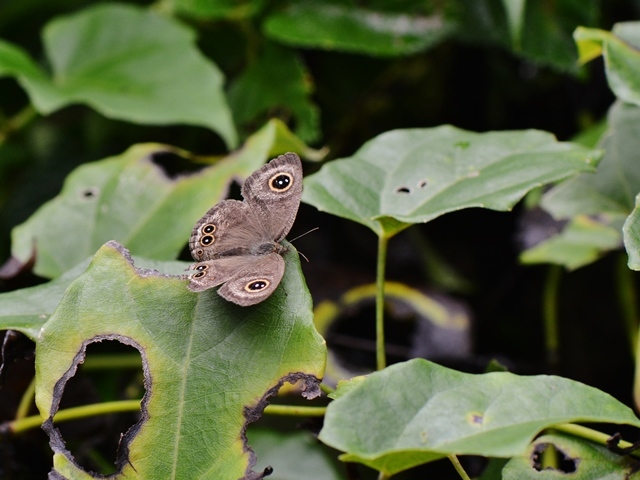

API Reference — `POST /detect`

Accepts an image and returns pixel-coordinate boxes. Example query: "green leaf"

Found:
[11,119,317,278]
[502,432,639,479]
[520,214,624,270]
[541,101,640,219]
[318,359,640,476]
[0,4,237,148]
[228,43,320,143]
[35,241,326,479]
[303,126,601,238]
[249,429,342,480]
[263,2,454,57]
[575,23,640,106]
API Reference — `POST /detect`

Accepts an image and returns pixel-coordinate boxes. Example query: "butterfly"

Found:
[186,153,302,306]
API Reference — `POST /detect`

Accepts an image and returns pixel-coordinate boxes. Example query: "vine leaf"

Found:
[318,359,640,476]
[0,4,237,148]
[35,241,326,479]
[303,126,601,238]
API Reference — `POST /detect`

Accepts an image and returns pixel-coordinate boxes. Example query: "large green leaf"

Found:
[502,432,639,479]
[35,241,326,479]
[263,2,454,57]
[319,359,640,476]
[0,4,237,148]
[303,126,601,238]
[228,43,320,143]
[10,119,316,278]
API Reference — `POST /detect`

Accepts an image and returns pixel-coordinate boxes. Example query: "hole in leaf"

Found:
[417,179,428,189]
[79,187,99,200]
[531,442,578,473]
[149,151,206,179]
[396,186,411,194]
[53,339,145,476]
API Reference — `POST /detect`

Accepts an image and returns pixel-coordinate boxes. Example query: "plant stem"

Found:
[9,399,142,434]
[15,377,36,420]
[553,423,640,458]
[377,472,391,480]
[616,253,638,358]
[0,104,38,145]
[6,401,326,435]
[263,405,326,416]
[376,235,389,371]
[543,265,561,368]
[448,455,471,480]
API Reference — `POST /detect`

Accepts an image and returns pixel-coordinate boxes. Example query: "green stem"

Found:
[377,472,391,480]
[448,454,471,480]
[263,405,326,416]
[616,253,638,358]
[7,401,326,435]
[376,235,389,371]
[553,423,640,458]
[0,105,38,144]
[543,265,561,367]
[9,399,142,434]
[15,377,36,420]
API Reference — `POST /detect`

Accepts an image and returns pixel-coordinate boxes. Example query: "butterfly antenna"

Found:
[289,227,319,243]
[297,250,310,263]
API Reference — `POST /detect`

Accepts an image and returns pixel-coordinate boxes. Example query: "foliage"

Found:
[2,1,640,479]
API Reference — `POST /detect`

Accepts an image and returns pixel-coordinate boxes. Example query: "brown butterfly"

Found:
[186,153,302,306]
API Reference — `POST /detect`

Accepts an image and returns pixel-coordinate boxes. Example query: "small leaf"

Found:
[228,43,320,143]
[520,214,624,270]
[263,2,454,57]
[36,241,326,479]
[502,432,639,479]
[318,359,640,476]
[542,101,640,219]
[303,126,601,238]
[0,4,237,148]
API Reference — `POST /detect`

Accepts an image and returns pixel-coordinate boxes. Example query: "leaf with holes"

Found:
[10,119,320,279]
[0,4,237,147]
[35,241,326,479]
[318,359,640,476]
[502,432,639,479]
[302,126,601,238]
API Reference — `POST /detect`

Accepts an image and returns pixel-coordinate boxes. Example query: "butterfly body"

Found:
[187,153,302,306]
